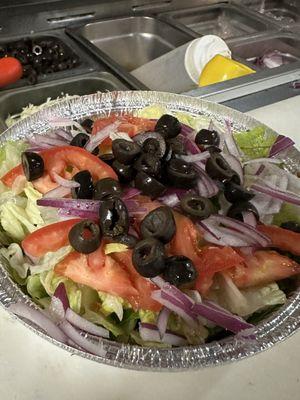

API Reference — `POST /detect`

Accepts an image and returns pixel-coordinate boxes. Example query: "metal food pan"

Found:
[0,72,129,131]
[0,29,99,91]
[159,3,278,40]
[69,16,195,72]
[228,32,300,70]
[237,0,300,27]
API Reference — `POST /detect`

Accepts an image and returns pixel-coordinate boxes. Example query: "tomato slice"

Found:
[55,251,139,307]
[227,250,300,288]
[257,224,300,256]
[193,247,244,295]
[21,219,81,258]
[92,115,156,152]
[2,146,117,193]
[111,250,162,312]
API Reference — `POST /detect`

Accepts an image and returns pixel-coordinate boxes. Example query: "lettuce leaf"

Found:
[83,309,123,337]
[26,274,47,299]
[0,243,29,279]
[0,140,27,178]
[209,274,286,317]
[29,245,72,275]
[98,291,131,321]
[234,126,277,159]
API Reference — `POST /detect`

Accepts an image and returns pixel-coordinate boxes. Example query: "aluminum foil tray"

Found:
[0,91,299,371]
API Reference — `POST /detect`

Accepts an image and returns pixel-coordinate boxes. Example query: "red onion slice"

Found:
[242,211,257,228]
[243,158,282,166]
[139,323,187,346]
[66,308,109,338]
[251,183,300,206]
[180,151,210,163]
[151,290,198,329]
[85,121,120,152]
[157,307,171,338]
[180,134,199,155]
[54,129,72,141]
[193,302,254,334]
[224,119,241,159]
[48,117,84,133]
[158,193,180,207]
[58,208,99,220]
[8,303,67,343]
[269,135,295,157]
[222,153,243,185]
[43,186,71,199]
[122,188,141,200]
[37,198,100,212]
[53,172,80,189]
[59,320,107,357]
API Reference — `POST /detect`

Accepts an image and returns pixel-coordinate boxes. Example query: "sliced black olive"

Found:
[227,201,259,221]
[140,206,176,244]
[195,129,220,148]
[27,70,38,85]
[70,132,89,148]
[206,153,239,183]
[223,181,255,203]
[180,194,214,220]
[134,132,166,158]
[111,234,138,249]
[112,160,135,183]
[99,153,115,166]
[167,158,197,189]
[94,178,121,200]
[68,220,101,254]
[99,197,129,237]
[135,171,166,199]
[133,153,161,177]
[112,139,141,165]
[280,221,300,233]
[132,238,165,277]
[163,256,197,287]
[21,152,44,181]
[81,118,94,134]
[207,146,222,154]
[72,170,94,199]
[142,137,160,155]
[155,114,181,139]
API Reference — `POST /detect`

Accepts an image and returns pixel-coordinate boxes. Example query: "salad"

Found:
[1,103,300,355]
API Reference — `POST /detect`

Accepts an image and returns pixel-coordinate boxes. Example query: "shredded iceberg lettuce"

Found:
[234,126,277,159]
[0,140,28,178]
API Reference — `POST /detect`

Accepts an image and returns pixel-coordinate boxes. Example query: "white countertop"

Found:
[1,96,300,400]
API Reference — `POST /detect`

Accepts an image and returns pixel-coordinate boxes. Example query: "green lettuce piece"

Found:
[117,309,139,335]
[98,291,131,321]
[83,309,123,337]
[0,243,29,279]
[272,203,300,226]
[29,245,72,275]
[234,126,277,159]
[137,104,211,131]
[40,270,82,314]
[0,140,27,178]
[27,275,47,299]
[139,309,157,324]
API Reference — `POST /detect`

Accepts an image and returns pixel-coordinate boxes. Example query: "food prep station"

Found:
[0,0,300,125]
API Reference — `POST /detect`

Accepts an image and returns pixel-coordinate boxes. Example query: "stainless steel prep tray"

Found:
[158,3,278,40]
[0,71,129,132]
[236,0,300,27]
[0,29,99,91]
[229,32,300,69]
[68,16,195,72]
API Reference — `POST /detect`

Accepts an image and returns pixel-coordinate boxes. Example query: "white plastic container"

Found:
[131,35,231,93]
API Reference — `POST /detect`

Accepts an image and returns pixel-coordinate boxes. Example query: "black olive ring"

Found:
[68,220,101,254]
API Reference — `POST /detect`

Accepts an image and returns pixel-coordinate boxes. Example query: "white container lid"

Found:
[184,35,232,84]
